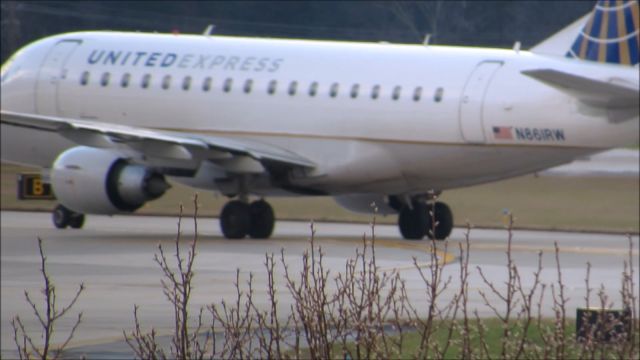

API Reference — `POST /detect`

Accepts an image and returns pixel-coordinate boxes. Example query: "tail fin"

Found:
[566,0,639,66]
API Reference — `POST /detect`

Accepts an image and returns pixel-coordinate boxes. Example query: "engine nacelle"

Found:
[333,194,398,216]
[51,146,170,214]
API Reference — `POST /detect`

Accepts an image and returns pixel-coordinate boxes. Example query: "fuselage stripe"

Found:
[155,127,601,150]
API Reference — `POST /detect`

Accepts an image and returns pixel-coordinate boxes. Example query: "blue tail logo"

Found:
[566,0,639,66]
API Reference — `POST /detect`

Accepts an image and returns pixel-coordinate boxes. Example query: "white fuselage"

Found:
[1,32,638,195]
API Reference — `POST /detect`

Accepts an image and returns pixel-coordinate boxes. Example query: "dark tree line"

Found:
[2,1,594,64]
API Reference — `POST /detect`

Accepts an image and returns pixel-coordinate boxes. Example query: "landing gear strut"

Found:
[398,201,453,240]
[52,204,85,229]
[220,199,275,239]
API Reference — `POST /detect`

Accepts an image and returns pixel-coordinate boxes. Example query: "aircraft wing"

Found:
[521,69,639,110]
[0,110,315,171]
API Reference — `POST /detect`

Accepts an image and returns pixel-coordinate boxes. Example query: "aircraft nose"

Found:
[1,40,48,114]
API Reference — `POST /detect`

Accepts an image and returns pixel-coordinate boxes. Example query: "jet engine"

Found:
[51,146,170,214]
[333,194,398,216]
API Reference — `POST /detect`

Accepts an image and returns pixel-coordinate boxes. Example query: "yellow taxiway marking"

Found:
[452,241,639,256]
[321,237,457,271]
[374,238,457,270]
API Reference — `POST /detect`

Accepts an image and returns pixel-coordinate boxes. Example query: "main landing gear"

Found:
[220,199,275,239]
[52,204,85,229]
[398,201,453,240]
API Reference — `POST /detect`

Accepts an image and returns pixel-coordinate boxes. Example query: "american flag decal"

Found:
[493,126,513,140]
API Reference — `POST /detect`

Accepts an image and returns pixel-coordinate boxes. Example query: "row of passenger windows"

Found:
[80,71,445,102]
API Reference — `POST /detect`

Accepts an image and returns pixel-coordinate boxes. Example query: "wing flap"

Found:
[521,69,639,110]
[0,110,315,170]
[189,133,316,168]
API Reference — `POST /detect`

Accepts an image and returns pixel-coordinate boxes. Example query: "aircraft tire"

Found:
[69,213,85,229]
[220,200,250,239]
[426,202,453,240]
[52,204,72,229]
[248,200,275,239]
[398,204,427,240]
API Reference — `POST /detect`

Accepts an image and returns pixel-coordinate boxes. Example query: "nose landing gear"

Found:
[219,199,275,239]
[52,204,85,229]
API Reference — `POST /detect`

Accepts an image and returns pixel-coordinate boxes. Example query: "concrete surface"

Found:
[1,211,637,358]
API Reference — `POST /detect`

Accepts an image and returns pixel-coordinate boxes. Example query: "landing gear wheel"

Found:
[69,213,85,229]
[249,200,275,239]
[220,200,250,239]
[398,203,428,240]
[425,202,453,240]
[52,205,72,229]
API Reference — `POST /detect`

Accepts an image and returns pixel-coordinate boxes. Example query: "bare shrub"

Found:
[207,209,413,359]
[470,214,639,360]
[403,200,459,359]
[620,235,639,356]
[12,197,637,359]
[474,213,547,359]
[12,238,85,360]
[246,253,290,359]
[207,269,257,358]
[124,194,210,360]
[281,222,338,359]
[574,235,639,360]
[327,213,410,359]
[122,198,638,360]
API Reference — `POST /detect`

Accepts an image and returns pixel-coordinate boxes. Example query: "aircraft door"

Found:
[458,61,503,143]
[35,40,82,116]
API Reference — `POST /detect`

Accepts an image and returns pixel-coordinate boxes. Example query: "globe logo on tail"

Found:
[566,0,639,66]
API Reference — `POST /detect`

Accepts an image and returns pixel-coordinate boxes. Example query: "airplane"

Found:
[1,0,638,240]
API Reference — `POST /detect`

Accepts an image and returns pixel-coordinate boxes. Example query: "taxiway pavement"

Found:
[2,211,637,358]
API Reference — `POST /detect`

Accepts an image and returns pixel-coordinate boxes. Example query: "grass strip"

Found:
[2,163,638,233]
[295,318,640,359]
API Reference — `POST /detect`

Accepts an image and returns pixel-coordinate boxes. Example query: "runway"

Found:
[1,211,638,358]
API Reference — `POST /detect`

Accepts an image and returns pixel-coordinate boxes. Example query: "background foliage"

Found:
[2,1,594,63]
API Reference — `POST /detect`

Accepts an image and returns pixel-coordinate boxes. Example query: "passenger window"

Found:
[244,79,253,94]
[350,84,359,99]
[223,78,232,92]
[434,87,444,102]
[288,81,297,96]
[182,76,191,91]
[267,80,277,95]
[162,75,171,90]
[80,71,90,86]
[413,86,422,102]
[121,73,130,88]
[141,74,151,89]
[309,82,318,97]
[371,85,380,99]
[392,86,401,100]
[202,77,212,92]
[100,72,110,87]
[329,83,339,98]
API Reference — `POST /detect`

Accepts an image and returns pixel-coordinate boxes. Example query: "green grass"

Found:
[307,318,638,359]
[1,163,638,233]
[396,318,579,359]
[442,176,639,233]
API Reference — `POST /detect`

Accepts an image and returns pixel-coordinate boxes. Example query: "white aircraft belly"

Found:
[212,134,597,194]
